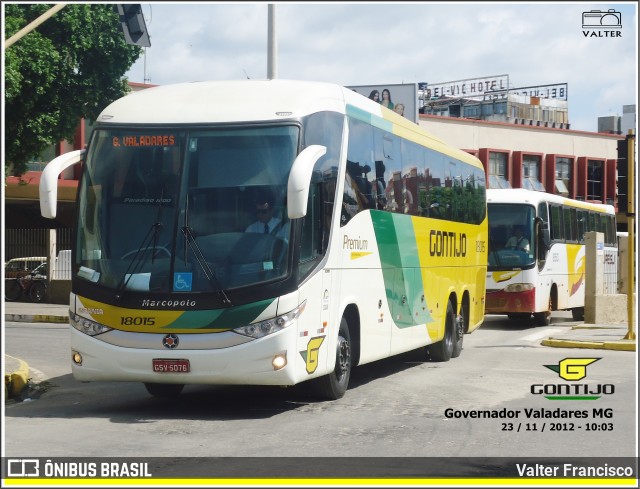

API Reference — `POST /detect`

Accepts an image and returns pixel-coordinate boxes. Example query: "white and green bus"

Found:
[485,188,617,325]
[40,80,487,399]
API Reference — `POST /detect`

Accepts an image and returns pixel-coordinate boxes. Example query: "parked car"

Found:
[4,256,47,279]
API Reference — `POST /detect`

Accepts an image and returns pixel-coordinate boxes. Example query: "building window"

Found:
[522,155,545,191]
[488,152,511,189]
[463,105,480,118]
[555,157,571,195]
[482,104,493,116]
[587,160,603,202]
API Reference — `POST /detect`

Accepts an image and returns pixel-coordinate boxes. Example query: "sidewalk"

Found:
[3,302,637,400]
[4,301,70,400]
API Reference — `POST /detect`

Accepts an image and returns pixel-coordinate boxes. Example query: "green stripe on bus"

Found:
[371,211,433,328]
[346,104,393,133]
[169,299,276,330]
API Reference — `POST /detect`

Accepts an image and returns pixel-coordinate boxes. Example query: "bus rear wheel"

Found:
[571,307,585,321]
[452,302,465,358]
[144,383,185,398]
[312,316,351,400]
[426,299,455,362]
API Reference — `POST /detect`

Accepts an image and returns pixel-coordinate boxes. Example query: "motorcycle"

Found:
[4,263,48,303]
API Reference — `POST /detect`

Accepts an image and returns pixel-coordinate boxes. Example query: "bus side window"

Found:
[549,204,563,242]
[577,210,587,243]
[538,201,550,249]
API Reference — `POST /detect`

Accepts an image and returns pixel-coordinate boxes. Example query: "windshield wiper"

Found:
[182,194,231,305]
[115,192,168,300]
[115,221,163,300]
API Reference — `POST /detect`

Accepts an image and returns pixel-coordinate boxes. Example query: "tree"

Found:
[4,4,142,176]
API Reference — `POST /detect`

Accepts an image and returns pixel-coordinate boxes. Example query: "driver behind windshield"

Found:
[504,225,530,252]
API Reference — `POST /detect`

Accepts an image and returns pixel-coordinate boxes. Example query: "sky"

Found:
[124,2,638,133]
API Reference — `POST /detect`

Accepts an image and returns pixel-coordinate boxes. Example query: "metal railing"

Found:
[4,228,73,279]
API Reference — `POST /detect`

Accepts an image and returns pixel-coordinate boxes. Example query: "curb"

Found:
[541,338,636,351]
[4,355,30,399]
[5,314,69,323]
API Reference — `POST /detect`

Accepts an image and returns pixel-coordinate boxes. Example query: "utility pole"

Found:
[4,4,66,49]
[267,4,277,79]
[624,130,636,341]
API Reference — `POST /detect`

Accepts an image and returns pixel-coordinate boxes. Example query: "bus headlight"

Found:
[234,301,306,339]
[70,312,112,336]
[503,283,534,293]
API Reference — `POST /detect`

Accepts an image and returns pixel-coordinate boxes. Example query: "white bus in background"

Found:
[40,79,488,400]
[485,188,617,325]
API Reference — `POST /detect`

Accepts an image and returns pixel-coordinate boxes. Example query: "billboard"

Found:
[347,83,419,124]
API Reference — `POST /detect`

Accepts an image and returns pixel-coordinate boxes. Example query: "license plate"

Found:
[152,358,190,373]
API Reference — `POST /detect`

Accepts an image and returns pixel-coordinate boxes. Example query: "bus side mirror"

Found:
[39,149,85,218]
[287,145,327,219]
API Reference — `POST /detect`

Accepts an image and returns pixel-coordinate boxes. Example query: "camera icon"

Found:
[582,9,622,28]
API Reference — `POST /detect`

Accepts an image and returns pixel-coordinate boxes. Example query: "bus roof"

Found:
[487,188,615,214]
[96,79,483,171]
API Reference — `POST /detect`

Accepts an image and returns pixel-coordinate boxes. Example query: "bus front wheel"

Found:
[144,383,185,398]
[312,316,352,400]
[426,300,455,362]
[533,297,552,326]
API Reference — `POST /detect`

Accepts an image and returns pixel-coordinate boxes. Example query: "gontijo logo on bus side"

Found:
[300,336,325,374]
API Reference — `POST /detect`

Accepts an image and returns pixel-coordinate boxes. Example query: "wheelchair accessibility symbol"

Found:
[173,273,193,291]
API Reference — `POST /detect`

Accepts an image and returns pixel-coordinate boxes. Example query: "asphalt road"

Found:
[3,314,637,464]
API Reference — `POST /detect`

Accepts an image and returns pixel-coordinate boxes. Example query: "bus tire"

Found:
[426,299,455,362]
[29,281,47,303]
[144,383,185,398]
[534,296,552,326]
[5,280,21,301]
[571,307,584,321]
[508,313,531,322]
[312,316,351,400]
[533,310,551,326]
[452,303,465,358]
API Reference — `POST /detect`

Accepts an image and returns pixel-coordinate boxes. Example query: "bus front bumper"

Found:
[485,288,536,314]
[69,326,299,386]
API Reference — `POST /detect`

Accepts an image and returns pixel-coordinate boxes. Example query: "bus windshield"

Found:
[487,203,535,269]
[75,125,299,296]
